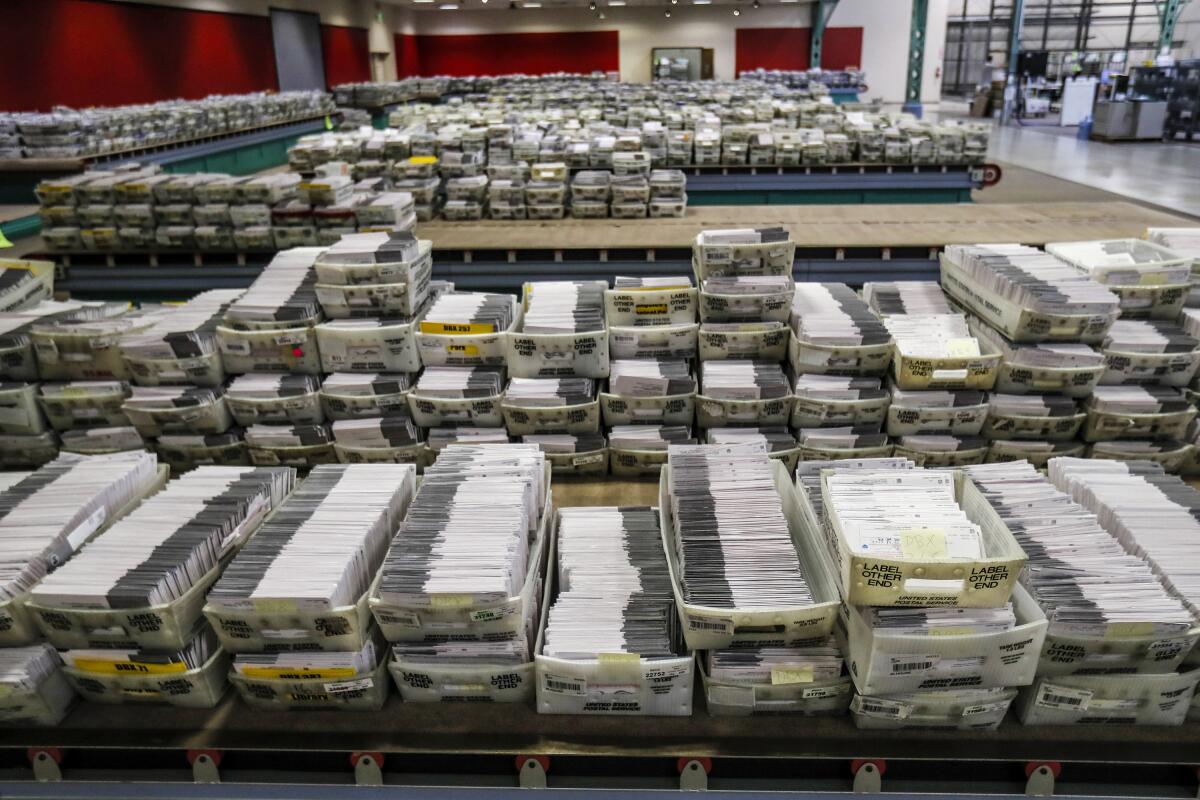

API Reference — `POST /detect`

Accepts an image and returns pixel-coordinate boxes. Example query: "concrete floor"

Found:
[971,161,1152,206]
[984,122,1200,219]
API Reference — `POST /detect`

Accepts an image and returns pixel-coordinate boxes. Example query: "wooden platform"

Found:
[419,201,1193,252]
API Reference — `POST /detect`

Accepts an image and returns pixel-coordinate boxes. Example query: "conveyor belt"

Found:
[41,202,1200,300]
[5,691,1199,765]
[683,164,981,205]
[417,202,1194,252]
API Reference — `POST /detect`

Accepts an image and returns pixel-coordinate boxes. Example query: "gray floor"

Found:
[984,121,1200,218]
[971,161,1153,206]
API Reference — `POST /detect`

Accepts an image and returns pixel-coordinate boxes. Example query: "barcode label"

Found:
[377,611,421,629]
[962,701,1008,717]
[325,677,373,695]
[688,615,733,634]
[851,696,912,719]
[888,654,939,675]
[1036,683,1093,711]
[544,675,586,696]
[802,684,851,700]
[469,604,517,624]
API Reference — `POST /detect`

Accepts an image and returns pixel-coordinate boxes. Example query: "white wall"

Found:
[1178,0,1200,59]
[922,0,948,104]
[820,0,921,104]
[404,0,931,103]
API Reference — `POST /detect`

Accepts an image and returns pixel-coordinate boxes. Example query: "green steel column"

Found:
[903,0,929,116]
[1001,0,1026,125]
[1158,0,1191,52]
[811,0,839,70]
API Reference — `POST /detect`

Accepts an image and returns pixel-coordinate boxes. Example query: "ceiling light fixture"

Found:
[752,0,759,7]
[732,6,740,14]
[412,0,435,4]
[523,2,541,6]
[664,8,671,15]
[439,3,458,8]
[608,1,626,6]
[692,1,711,5]
[589,1,596,7]
[598,11,605,17]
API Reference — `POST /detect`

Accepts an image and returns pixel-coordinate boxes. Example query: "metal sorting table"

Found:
[5,691,1200,763]
[678,163,988,205]
[0,115,337,207]
[41,202,1197,300]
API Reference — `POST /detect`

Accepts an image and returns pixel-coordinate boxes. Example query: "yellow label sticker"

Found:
[899,528,948,560]
[252,599,298,614]
[928,626,974,637]
[73,659,188,676]
[410,156,439,165]
[420,322,495,335]
[771,665,815,685]
[0,229,12,249]
[446,344,480,356]
[1105,621,1156,639]
[0,260,31,271]
[1138,273,1167,286]
[945,338,981,358]
[635,304,669,315]
[429,593,474,608]
[242,666,357,680]
[324,115,334,131]
[597,652,641,665]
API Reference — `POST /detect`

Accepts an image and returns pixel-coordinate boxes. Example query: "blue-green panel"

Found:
[689,188,972,205]
[0,213,42,241]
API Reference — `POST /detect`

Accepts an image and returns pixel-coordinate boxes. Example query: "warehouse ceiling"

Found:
[386,0,811,8]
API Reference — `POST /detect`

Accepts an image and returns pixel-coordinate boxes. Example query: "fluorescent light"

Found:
[780,0,800,3]
[412,0,435,4]
[608,1,626,6]
[523,2,541,6]
[439,3,458,7]
[691,1,712,4]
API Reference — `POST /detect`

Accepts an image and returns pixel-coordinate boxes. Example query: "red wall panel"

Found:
[394,33,422,80]
[735,26,863,75]
[322,25,371,87]
[821,27,864,70]
[0,0,277,112]
[396,30,618,78]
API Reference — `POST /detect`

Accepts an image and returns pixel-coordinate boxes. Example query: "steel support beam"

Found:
[904,0,930,116]
[1158,0,1191,51]
[810,0,839,69]
[1001,0,1027,124]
